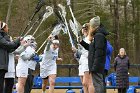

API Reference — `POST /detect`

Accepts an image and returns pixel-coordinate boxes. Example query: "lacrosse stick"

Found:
[32,6,53,36]
[57,4,67,34]
[66,0,82,42]
[58,4,75,48]
[20,0,46,36]
[69,19,78,41]
[24,9,47,36]
[36,24,62,53]
[35,26,52,39]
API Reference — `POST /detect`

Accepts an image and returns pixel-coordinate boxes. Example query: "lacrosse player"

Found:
[40,35,62,93]
[16,35,38,93]
[72,23,95,93]
[24,35,41,93]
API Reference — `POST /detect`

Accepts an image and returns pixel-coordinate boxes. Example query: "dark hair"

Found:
[54,35,59,39]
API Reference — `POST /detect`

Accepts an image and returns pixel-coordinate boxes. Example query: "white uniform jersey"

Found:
[16,46,35,77]
[78,37,91,76]
[40,47,59,78]
[28,60,37,70]
[5,53,15,78]
[79,37,90,65]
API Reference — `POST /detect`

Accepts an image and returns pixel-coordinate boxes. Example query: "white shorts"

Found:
[5,72,15,78]
[40,64,57,78]
[78,64,89,76]
[16,64,28,78]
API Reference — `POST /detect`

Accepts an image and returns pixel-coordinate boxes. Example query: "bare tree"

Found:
[124,0,129,51]
[113,0,120,55]
[6,0,13,24]
[133,0,140,64]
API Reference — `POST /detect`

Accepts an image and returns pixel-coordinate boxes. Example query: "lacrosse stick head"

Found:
[77,20,82,31]
[43,6,53,20]
[35,0,46,13]
[58,4,66,17]
[60,23,67,34]
[74,20,82,38]
[66,0,71,6]
[69,19,78,37]
[46,6,53,13]
[51,24,62,37]
[69,19,82,43]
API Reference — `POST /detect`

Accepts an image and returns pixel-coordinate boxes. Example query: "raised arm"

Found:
[44,40,52,52]
[80,40,89,50]
[14,46,26,54]
[14,39,31,54]
[20,46,35,61]
[0,33,20,50]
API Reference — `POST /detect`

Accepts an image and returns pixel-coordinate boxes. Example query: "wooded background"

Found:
[0,0,139,76]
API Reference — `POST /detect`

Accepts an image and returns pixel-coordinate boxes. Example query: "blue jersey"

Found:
[105,41,113,70]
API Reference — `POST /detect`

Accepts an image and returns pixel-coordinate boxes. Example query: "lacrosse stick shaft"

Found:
[20,0,46,36]
[36,24,62,53]
[24,19,40,36]
[20,12,36,36]
[65,22,75,47]
[69,6,75,21]
[68,30,75,48]
[24,8,48,36]
[32,6,53,36]
[62,13,75,48]
[68,3,81,43]
[58,4,75,47]
[35,26,51,39]
[37,38,48,53]
[32,19,44,36]
[68,4,80,31]
[67,0,76,23]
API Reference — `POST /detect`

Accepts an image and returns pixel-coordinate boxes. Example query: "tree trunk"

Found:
[134,0,140,64]
[131,0,136,63]
[113,0,120,56]
[6,0,13,24]
[124,0,129,51]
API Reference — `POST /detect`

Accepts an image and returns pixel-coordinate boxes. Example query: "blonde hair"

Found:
[119,48,127,55]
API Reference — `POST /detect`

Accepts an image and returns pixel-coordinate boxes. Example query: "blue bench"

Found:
[129,77,140,83]
[105,73,140,92]
[33,76,82,89]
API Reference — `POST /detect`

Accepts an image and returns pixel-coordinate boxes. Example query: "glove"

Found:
[32,54,41,62]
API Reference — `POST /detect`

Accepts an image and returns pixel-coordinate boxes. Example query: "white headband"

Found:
[52,40,59,44]
[1,22,7,29]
